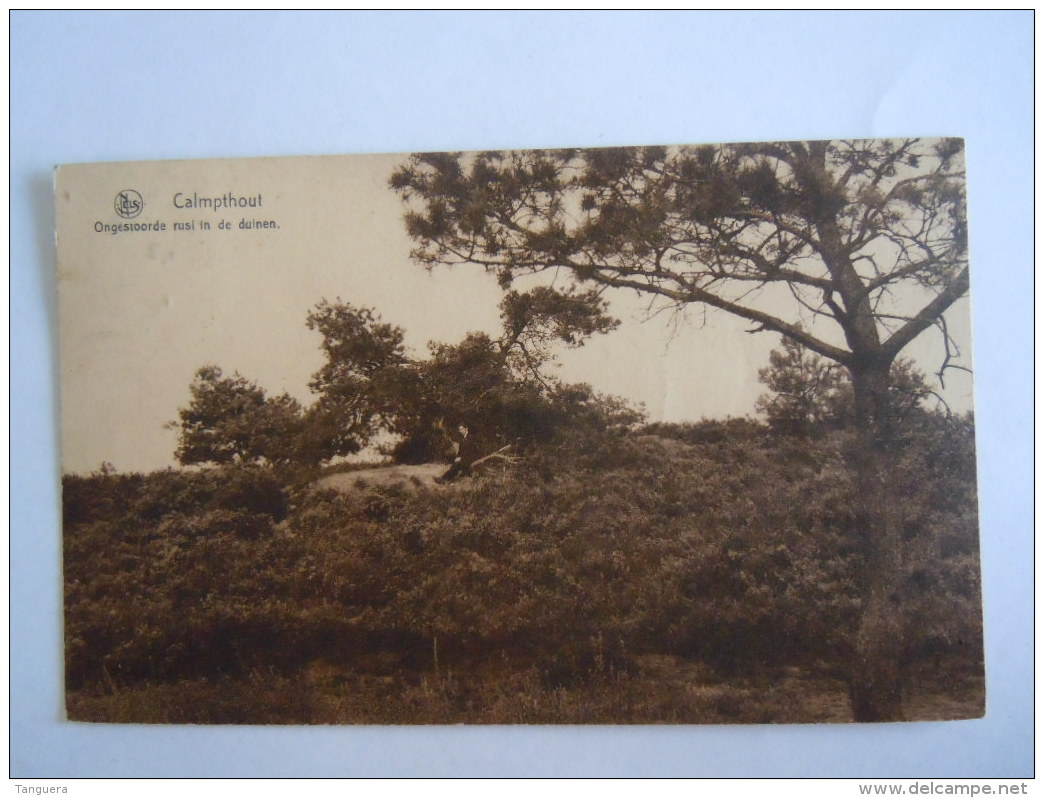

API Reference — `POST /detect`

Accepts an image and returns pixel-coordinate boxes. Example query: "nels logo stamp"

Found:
[114,189,143,219]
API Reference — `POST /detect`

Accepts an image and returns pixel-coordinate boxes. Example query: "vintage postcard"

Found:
[56,140,983,724]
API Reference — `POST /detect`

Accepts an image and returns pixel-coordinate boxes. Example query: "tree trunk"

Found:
[847,362,906,722]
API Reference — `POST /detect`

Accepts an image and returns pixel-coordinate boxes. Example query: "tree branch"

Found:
[881,266,970,360]
[590,270,853,364]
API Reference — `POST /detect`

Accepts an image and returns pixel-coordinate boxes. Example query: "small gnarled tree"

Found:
[172,365,304,467]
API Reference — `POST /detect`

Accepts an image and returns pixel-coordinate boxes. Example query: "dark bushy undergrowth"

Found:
[63,417,982,722]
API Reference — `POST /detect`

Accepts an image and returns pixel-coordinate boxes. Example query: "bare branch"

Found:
[590,270,853,365]
[881,266,970,361]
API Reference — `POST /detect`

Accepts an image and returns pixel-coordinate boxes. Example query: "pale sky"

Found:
[55,151,974,474]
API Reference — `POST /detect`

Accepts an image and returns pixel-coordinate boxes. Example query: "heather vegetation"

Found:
[63,350,982,724]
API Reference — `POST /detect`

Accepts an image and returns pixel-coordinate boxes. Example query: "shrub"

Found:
[64,414,980,704]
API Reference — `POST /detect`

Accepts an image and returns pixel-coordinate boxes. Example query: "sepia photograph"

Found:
[56,139,983,726]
